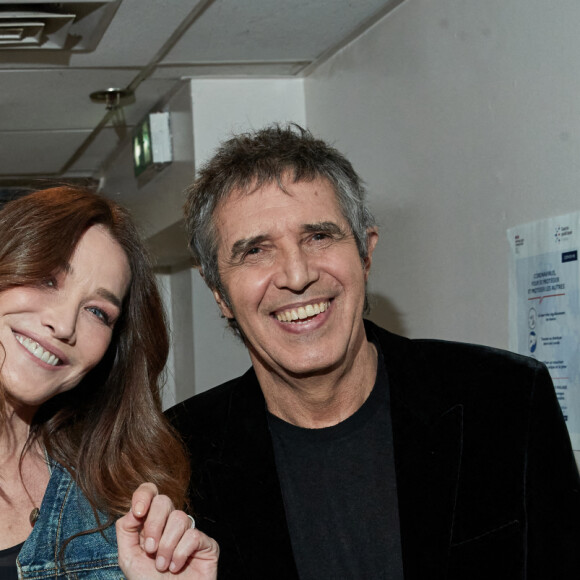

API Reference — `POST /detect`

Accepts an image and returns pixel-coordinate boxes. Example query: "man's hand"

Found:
[116,483,219,579]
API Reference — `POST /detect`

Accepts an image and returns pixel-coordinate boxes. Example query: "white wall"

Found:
[168,268,196,404]
[102,81,196,240]
[186,78,306,394]
[104,0,580,414]
[103,82,198,407]
[305,0,580,349]
[156,272,177,410]
[189,78,307,166]
[103,78,306,401]
[191,270,251,393]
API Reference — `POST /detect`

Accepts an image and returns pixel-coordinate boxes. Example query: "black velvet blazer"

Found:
[167,321,580,579]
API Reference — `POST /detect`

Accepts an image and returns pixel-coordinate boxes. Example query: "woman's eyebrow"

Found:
[97,288,123,309]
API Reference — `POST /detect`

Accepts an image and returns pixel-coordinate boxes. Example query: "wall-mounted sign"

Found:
[133,112,172,180]
[508,212,580,449]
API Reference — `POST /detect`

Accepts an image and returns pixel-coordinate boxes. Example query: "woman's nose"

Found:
[41,298,78,343]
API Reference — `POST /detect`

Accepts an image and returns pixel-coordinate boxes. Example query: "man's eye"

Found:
[44,277,57,288]
[245,247,261,256]
[312,233,330,241]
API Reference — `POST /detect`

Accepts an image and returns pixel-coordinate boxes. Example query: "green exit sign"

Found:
[133,112,172,178]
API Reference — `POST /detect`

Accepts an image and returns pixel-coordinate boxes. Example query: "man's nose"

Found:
[273,246,319,291]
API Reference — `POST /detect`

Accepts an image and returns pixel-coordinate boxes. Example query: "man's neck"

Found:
[255,340,378,429]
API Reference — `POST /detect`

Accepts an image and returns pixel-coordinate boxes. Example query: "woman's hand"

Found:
[116,483,219,579]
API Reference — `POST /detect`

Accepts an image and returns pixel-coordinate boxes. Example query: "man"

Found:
[167,124,580,579]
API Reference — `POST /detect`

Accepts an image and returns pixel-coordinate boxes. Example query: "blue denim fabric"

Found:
[17,461,124,579]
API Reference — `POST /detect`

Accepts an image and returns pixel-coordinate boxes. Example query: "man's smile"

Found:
[274,301,331,323]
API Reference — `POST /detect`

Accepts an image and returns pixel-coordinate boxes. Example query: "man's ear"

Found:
[363,227,379,281]
[212,288,234,319]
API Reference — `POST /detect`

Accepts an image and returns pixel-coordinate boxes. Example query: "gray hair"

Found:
[184,123,376,329]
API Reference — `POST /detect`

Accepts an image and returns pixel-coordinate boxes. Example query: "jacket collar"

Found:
[213,321,463,578]
[18,462,118,577]
[206,367,299,579]
[366,321,463,577]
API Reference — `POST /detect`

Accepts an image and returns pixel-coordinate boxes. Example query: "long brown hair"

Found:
[0,186,189,515]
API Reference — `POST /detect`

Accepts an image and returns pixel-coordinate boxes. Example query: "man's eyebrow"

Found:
[229,234,269,261]
[228,222,348,261]
[96,288,123,309]
[302,221,347,236]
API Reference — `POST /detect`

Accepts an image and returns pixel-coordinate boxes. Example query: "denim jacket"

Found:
[17,460,124,579]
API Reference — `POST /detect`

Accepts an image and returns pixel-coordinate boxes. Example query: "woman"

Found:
[0,186,218,578]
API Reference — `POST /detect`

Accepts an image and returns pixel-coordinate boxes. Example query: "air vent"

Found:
[0,1,120,51]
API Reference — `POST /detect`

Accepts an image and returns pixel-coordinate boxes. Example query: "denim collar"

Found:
[18,460,120,579]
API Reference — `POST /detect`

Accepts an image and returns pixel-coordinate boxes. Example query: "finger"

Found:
[153,510,193,572]
[130,482,159,518]
[141,493,174,555]
[168,529,220,574]
[115,510,144,571]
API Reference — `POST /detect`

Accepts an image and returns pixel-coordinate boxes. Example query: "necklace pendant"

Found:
[29,507,40,526]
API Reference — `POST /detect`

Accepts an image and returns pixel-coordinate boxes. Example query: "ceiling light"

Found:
[90,88,134,110]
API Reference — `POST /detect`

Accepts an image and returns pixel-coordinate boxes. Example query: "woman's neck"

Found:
[0,402,49,550]
[1,400,37,455]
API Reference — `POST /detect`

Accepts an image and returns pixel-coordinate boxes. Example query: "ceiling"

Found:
[0,0,402,195]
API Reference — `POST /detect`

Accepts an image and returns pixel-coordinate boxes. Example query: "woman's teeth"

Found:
[15,335,60,366]
[276,301,330,322]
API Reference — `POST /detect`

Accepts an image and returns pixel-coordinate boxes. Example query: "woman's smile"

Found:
[14,332,62,366]
[0,225,131,409]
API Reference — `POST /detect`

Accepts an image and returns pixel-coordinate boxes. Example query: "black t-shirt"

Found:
[268,343,404,579]
[0,543,23,580]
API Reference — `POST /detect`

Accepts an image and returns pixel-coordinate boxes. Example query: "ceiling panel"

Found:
[164,0,393,63]
[67,0,203,67]
[65,126,127,175]
[0,0,400,184]
[0,130,91,176]
[0,69,138,130]
[152,62,309,79]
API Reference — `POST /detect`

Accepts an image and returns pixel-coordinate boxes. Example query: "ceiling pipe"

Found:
[59,0,218,175]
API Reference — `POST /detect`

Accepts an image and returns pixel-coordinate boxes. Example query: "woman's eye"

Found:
[87,306,110,324]
[44,277,57,288]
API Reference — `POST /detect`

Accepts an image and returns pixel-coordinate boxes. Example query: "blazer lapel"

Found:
[372,323,464,579]
[206,322,463,579]
[208,369,299,579]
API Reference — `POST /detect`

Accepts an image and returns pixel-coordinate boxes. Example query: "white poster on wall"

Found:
[508,213,580,450]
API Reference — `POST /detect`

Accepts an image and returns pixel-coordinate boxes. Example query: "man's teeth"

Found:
[15,335,60,366]
[276,301,330,322]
